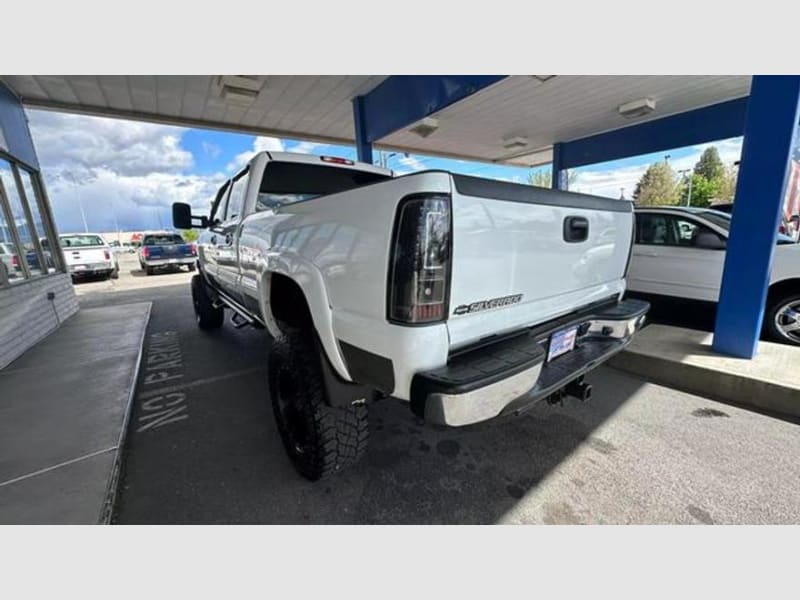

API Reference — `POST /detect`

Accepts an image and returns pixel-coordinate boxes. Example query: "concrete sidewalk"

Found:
[610,325,800,420]
[0,302,151,524]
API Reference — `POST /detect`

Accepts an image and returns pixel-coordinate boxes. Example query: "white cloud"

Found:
[397,155,426,171]
[227,135,284,171]
[29,111,193,177]
[571,164,650,198]
[27,109,225,232]
[287,141,324,155]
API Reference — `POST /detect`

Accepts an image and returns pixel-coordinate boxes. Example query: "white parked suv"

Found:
[172,152,648,480]
[628,206,800,345]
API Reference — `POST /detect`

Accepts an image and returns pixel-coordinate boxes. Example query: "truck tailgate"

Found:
[447,175,633,349]
[63,247,108,266]
[147,243,193,258]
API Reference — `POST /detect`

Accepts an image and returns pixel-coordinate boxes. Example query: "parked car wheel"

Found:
[145,266,154,276]
[765,294,800,346]
[110,266,119,280]
[268,329,369,481]
[188,263,196,272]
[190,274,224,330]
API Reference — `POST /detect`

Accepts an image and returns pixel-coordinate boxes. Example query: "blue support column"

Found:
[713,76,800,358]
[551,142,565,189]
[351,95,373,164]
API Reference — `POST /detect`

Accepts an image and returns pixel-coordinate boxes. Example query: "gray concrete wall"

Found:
[0,274,78,369]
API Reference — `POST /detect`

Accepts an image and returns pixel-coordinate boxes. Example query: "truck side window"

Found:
[226,169,249,222]
[210,181,231,225]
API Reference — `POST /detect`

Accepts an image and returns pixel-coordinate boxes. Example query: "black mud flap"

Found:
[313,334,375,408]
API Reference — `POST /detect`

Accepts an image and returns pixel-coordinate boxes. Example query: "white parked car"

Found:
[172,151,648,480]
[59,233,119,280]
[627,206,800,345]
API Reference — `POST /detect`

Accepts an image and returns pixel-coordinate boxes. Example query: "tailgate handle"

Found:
[563,216,589,243]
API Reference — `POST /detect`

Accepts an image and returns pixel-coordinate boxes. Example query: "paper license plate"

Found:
[548,326,578,362]
[169,258,178,264]
[74,264,87,271]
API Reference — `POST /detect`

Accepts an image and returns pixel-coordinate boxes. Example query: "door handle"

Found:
[563,216,589,243]
[210,235,217,245]
[225,234,233,245]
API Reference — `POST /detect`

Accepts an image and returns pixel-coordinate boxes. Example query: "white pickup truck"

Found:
[173,152,648,480]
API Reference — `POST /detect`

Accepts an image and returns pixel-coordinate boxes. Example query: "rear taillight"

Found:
[387,194,451,324]
[143,246,150,258]
[12,255,19,267]
[191,243,197,255]
[104,250,111,260]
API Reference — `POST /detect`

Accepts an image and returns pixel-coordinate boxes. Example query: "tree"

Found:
[528,169,551,188]
[527,168,577,189]
[182,229,199,242]
[679,173,720,207]
[717,164,739,202]
[694,147,725,181]
[633,161,679,205]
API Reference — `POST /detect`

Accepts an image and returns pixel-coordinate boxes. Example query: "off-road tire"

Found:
[110,266,119,280]
[191,274,224,330]
[764,293,800,346]
[268,329,369,481]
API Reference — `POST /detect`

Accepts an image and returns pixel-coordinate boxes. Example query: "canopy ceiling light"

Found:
[618,97,656,118]
[502,136,529,150]
[217,75,262,106]
[408,117,439,138]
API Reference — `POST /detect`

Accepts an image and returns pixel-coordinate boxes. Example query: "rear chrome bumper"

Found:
[144,257,195,267]
[69,262,114,275]
[411,298,649,427]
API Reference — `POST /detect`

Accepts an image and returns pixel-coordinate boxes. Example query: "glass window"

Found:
[59,234,106,248]
[210,180,230,224]
[0,210,24,284]
[226,170,248,221]
[256,161,390,211]
[142,233,184,245]
[636,213,721,248]
[0,159,44,276]
[18,170,56,272]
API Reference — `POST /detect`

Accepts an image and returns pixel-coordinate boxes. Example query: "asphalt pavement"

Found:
[77,254,800,524]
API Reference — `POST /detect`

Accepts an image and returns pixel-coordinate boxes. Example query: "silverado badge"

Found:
[453,294,523,315]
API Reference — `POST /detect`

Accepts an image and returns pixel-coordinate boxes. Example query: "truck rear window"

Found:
[143,234,185,245]
[60,235,105,247]
[256,161,390,211]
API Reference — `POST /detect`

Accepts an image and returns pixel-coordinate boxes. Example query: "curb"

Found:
[609,350,800,421]
[98,301,152,524]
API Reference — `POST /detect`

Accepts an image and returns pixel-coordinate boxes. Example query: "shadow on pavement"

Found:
[112,279,647,524]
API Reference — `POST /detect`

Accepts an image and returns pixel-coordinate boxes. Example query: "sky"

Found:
[26,109,744,233]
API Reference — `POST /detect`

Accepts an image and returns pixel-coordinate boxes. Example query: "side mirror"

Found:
[695,231,726,250]
[172,202,208,229]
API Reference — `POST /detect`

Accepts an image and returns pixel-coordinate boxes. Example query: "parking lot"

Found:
[68,253,800,524]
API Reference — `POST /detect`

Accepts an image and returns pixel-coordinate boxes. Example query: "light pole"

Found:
[379,151,408,169]
[678,168,693,206]
[59,171,89,232]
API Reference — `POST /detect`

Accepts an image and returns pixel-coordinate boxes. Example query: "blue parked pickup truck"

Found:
[138,231,197,275]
